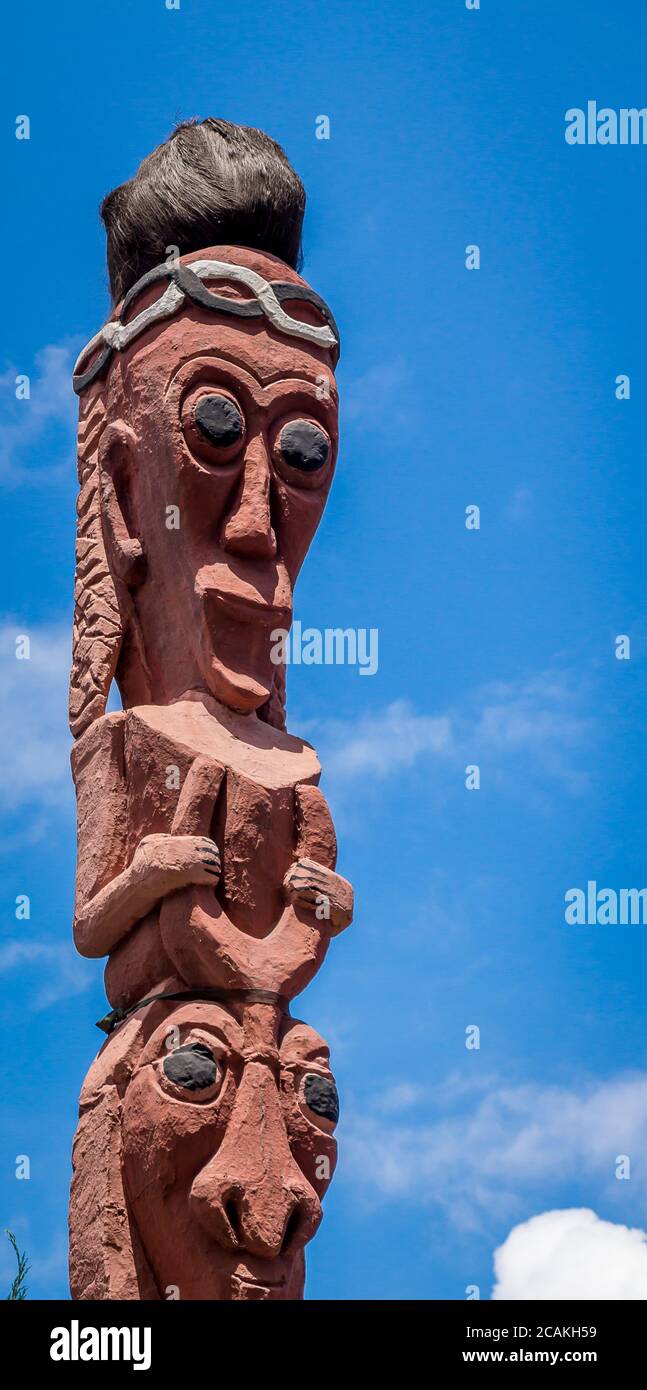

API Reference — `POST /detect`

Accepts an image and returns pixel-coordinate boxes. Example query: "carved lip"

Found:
[206,588,291,628]
[231,1262,287,1290]
[235,1274,285,1289]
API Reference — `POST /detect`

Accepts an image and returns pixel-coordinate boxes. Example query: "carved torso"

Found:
[72,695,337,1008]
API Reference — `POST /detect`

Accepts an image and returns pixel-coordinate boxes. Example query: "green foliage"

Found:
[5,1230,29,1300]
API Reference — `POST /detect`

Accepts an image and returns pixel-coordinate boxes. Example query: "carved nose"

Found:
[222,438,277,559]
[190,1062,321,1259]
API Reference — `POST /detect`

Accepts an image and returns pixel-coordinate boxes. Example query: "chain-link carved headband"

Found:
[73,257,340,395]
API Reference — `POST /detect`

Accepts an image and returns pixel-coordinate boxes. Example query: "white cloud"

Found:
[505,486,533,522]
[0,342,78,482]
[0,621,72,824]
[0,938,92,1010]
[317,670,593,795]
[344,356,414,430]
[492,1209,647,1300]
[475,671,592,767]
[377,1082,428,1115]
[324,699,452,780]
[342,1072,647,1231]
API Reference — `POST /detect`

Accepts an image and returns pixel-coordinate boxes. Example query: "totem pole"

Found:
[67,120,352,1301]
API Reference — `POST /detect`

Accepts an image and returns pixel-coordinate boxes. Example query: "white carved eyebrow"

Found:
[73,257,338,395]
[190,260,337,349]
[76,279,185,366]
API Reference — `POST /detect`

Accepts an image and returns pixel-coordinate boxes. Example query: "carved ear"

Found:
[98,422,146,586]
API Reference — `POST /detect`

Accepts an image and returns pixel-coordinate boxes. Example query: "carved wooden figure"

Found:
[68,122,352,1301]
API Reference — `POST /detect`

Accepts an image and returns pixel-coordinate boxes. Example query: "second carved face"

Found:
[121,1000,338,1300]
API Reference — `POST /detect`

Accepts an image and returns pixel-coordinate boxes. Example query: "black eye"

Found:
[194,394,244,448]
[304,1073,339,1125]
[163,1043,219,1092]
[278,420,330,474]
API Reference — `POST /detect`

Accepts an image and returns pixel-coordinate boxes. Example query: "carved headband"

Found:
[97,986,291,1035]
[73,257,340,395]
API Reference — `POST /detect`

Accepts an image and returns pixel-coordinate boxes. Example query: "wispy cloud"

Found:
[0,938,92,1010]
[324,700,452,780]
[0,341,78,484]
[505,485,533,522]
[316,668,594,797]
[471,670,593,792]
[0,621,72,826]
[341,1071,647,1233]
[344,355,416,431]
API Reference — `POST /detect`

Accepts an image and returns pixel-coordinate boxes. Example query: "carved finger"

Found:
[295,784,337,869]
[171,758,225,836]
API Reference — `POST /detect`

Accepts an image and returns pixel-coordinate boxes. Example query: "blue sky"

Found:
[2,0,647,1300]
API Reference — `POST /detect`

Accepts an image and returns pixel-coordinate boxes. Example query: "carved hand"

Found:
[132,833,221,893]
[283,857,353,934]
[74,832,220,958]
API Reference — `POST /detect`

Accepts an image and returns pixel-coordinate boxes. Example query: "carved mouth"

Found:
[207,588,291,628]
[230,1262,289,1298]
[230,1256,289,1287]
[236,1275,285,1288]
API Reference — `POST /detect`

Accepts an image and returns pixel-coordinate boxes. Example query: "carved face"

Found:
[104,247,339,713]
[121,1001,338,1300]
